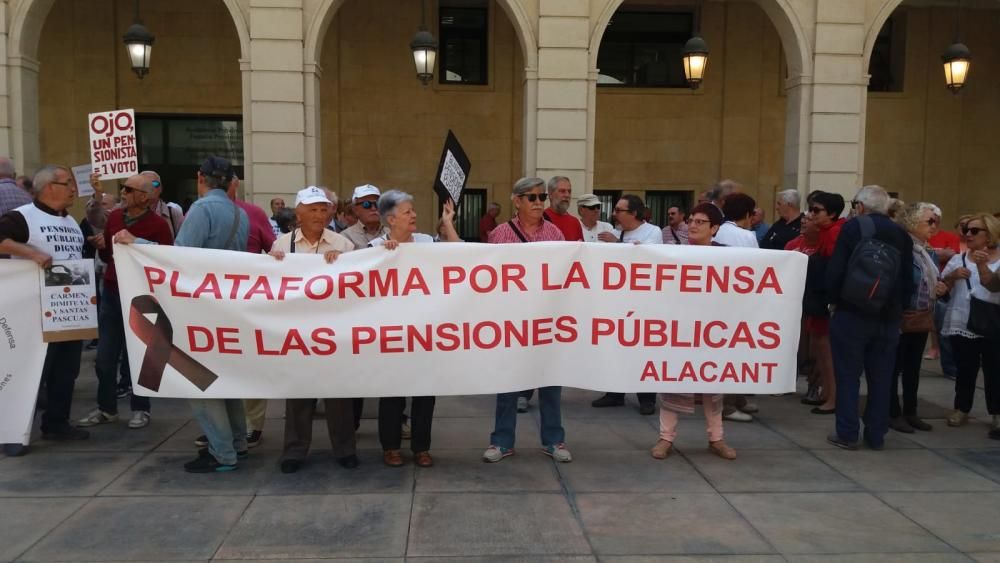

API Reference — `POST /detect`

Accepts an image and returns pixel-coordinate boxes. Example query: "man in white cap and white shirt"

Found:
[577,194,613,243]
[341,184,389,250]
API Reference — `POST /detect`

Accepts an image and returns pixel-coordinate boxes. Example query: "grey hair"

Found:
[322,188,339,206]
[546,176,570,194]
[709,179,741,202]
[377,189,414,221]
[512,177,545,198]
[776,189,800,209]
[140,170,161,183]
[854,185,890,215]
[487,201,501,212]
[32,165,69,195]
[0,157,15,179]
[895,202,937,234]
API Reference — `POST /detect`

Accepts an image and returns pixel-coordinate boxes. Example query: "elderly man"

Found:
[175,156,250,473]
[479,202,501,241]
[761,189,804,250]
[87,170,185,239]
[342,184,389,250]
[592,194,659,414]
[0,165,88,449]
[268,186,358,473]
[826,185,913,451]
[484,177,571,463]
[0,156,31,214]
[543,176,583,241]
[269,197,285,237]
[662,206,689,245]
[578,194,613,242]
[76,175,173,431]
[751,207,770,243]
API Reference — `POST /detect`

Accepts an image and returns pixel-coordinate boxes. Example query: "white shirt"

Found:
[714,221,759,248]
[582,221,614,243]
[369,233,435,246]
[941,253,1000,339]
[612,222,663,245]
[272,228,354,255]
[269,218,281,237]
[15,203,84,260]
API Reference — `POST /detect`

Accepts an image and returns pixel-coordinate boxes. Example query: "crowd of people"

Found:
[1,154,999,473]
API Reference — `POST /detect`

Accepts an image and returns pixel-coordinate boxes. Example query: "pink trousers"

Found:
[658,394,724,442]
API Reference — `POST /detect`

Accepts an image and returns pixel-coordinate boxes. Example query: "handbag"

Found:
[901,308,935,333]
[963,254,1000,340]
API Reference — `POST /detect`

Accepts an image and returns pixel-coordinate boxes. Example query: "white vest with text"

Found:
[15,203,84,260]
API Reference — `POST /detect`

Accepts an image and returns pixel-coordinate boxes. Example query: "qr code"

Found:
[440,150,466,201]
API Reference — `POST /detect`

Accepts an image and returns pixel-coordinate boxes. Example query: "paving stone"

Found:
[599,557,785,563]
[760,418,920,450]
[725,492,951,554]
[415,448,562,492]
[878,492,1000,552]
[222,559,400,563]
[0,452,140,497]
[687,449,860,493]
[556,449,714,493]
[157,418,287,453]
[971,554,1000,562]
[902,423,1000,449]
[215,494,411,559]
[559,416,659,450]
[21,496,251,561]
[0,498,87,562]
[101,451,280,496]
[258,450,413,495]
[357,416,533,450]
[407,558,595,562]
[785,555,972,562]
[407,492,590,557]
[23,416,188,454]
[575,493,773,556]
[938,449,1000,483]
[668,418,797,451]
[814,449,1000,492]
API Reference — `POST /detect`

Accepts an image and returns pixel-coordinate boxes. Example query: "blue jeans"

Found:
[490,386,564,449]
[189,399,247,465]
[830,310,901,447]
[95,287,150,414]
[934,300,957,375]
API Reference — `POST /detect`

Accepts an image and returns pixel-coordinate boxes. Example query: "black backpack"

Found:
[839,215,901,315]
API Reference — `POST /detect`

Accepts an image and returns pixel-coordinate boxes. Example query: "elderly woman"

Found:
[651,203,736,461]
[889,203,946,433]
[370,190,460,467]
[483,177,570,464]
[940,213,1000,436]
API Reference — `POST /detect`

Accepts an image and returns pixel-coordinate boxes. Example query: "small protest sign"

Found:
[88,109,138,180]
[72,164,94,197]
[39,259,98,343]
[433,130,471,207]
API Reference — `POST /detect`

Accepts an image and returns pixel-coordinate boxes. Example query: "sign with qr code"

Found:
[433,130,471,207]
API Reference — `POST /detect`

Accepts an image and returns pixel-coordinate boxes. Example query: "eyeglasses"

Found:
[926,218,939,226]
[581,204,601,210]
[963,227,986,236]
[686,218,711,226]
[517,193,548,203]
[808,206,826,215]
[355,200,377,209]
[613,207,631,214]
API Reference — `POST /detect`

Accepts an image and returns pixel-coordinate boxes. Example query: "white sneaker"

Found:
[482,445,514,463]
[724,410,753,422]
[542,443,573,463]
[517,396,529,413]
[76,409,118,427]
[128,411,150,429]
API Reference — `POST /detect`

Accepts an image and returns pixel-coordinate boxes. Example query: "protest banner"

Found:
[88,109,138,180]
[432,130,471,207]
[72,164,95,198]
[114,243,805,398]
[40,259,98,343]
[0,261,48,444]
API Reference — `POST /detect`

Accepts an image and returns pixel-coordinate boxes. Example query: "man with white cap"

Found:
[578,194,613,243]
[342,184,389,250]
[268,186,358,473]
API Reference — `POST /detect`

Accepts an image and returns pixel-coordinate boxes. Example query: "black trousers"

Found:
[41,340,83,432]
[891,331,929,418]
[601,392,656,405]
[952,336,1000,415]
[379,396,435,453]
[282,398,356,461]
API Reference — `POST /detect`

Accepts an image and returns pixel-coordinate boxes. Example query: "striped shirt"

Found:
[488,216,565,244]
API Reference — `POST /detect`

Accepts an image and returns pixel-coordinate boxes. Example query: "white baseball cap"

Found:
[352,184,381,202]
[295,186,332,207]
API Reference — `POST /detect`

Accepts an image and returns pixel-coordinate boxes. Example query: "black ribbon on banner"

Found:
[129,295,219,392]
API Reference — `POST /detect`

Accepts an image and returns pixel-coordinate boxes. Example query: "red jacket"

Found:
[100,208,174,292]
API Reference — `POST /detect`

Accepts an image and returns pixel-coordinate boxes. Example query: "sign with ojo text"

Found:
[88,109,138,180]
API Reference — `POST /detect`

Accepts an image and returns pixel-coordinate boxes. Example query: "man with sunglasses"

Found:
[86,170,185,239]
[578,194,613,242]
[342,184,389,250]
[76,175,173,432]
[0,165,88,451]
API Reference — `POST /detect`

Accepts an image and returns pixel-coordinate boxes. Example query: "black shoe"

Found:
[41,425,90,441]
[184,453,237,473]
[246,430,263,449]
[906,416,933,431]
[591,394,625,408]
[280,459,302,474]
[811,407,836,415]
[638,402,656,415]
[2,443,28,457]
[194,434,209,447]
[801,385,823,405]
[889,417,915,433]
[337,454,359,469]
[826,433,857,451]
[85,339,99,350]
[989,428,1000,441]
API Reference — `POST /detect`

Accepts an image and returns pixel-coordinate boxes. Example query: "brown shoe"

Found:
[383,449,404,467]
[650,439,673,460]
[414,451,434,467]
[708,440,736,460]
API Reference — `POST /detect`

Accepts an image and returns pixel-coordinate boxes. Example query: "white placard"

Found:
[72,164,94,198]
[440,150,466,203]
[0,261,48,444]
[88,109,138,180]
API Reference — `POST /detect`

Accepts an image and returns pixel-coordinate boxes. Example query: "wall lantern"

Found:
[123,0,154,79]
[942,0,971,94]
[682,34,709,90]
[410,0,438,85]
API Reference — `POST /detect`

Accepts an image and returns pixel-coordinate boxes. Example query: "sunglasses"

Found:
[808,206,826,214]
[926,218,939,226]
[517,193,548,202]
[963,227,986,236]
[581,204,601,210]
[355,200,377,209]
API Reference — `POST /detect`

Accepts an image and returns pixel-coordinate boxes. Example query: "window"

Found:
[596,9,694,88]
[645,190,693,228]
[439,1,489,85]
[455,189,486,241]
[868,13,906,92]
[594,189,623,224]
[137,115,244,206]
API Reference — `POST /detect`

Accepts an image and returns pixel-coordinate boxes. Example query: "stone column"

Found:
[246,0,308,205]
